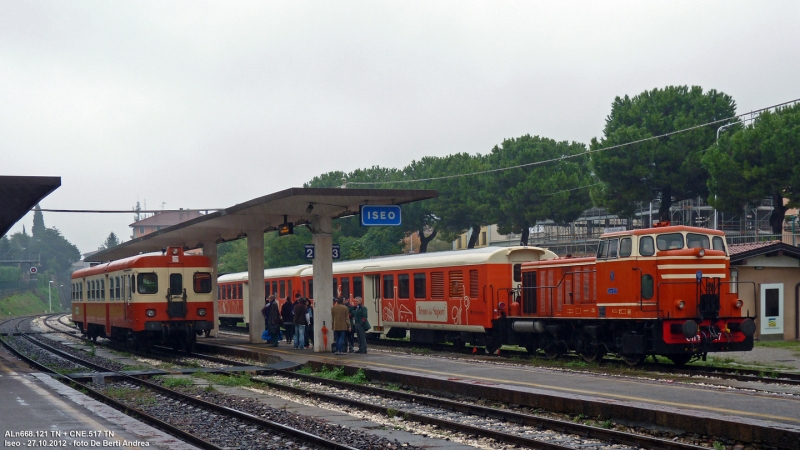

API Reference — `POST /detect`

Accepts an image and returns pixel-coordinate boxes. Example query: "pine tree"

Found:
[32,204,45,237]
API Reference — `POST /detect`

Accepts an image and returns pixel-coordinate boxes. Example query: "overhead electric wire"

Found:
[348,97,800,186]
[37,209,221,214]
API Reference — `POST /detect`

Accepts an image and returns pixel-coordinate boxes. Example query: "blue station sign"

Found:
[360,205,402,226]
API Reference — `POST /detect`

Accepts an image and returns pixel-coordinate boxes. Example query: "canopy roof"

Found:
[0,176,61,238]
[88,187,437,262]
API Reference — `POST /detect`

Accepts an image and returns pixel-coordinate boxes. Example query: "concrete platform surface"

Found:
[0,346,198,450]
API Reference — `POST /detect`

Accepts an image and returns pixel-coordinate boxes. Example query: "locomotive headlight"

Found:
[498,302,506,311]
[734,299,743,309]
[146,309,156,317]
[197,308,207,316]
[675,300,686,310]
[698,249,705,257]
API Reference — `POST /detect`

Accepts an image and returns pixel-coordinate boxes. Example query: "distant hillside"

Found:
[0,291,59,316]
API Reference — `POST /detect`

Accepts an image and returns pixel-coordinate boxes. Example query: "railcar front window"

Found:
[169,274,182,296]
[194,273,212,293]
[138,273,158,294]
[608,239,619,258]
[639,236,655,256]
[656,233,684,251]
[687,233,710,249]
[619,238,632,257]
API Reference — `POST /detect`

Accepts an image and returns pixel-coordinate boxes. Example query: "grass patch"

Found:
[301,365,369,384]
[756,340,800,356]
[155,376,194,388]
[192,371,255,387]
[409,347,431,355]
[0,291,54,316]
[105,385,158,407]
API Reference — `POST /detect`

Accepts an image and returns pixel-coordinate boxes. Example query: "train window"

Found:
[398,274,410,299]
[279,280,286,299]
[130,275,135,298]
[308,280,313,299]
[108,278,113,300]
[341,278,350,299]
[272,281,278,297]
[138,273,158,294]
[596,240,608,259]
[413,273,426,299]
[91,280,95,300]
[238,283,243,298]
[639,236,655,256]
[641,274,654,300]
[169,274,183,296]
[713,236,726,253]
[513,264,522,282]
[288,280,292,298]
[302,280,306,297]
[449,270,464,297]
[264,281,270,296]
[470,270,479,298]
[333,278,338,298]
[353,276,362,298]
[101,279,105,300]
[431,272,444,299]
[656,233,684,251]
[608,239,619,258]
[619,238,632,257]
[687,233,710,249]
[383,275,394,299]
[115,276,121,299]
[194,273,213,293]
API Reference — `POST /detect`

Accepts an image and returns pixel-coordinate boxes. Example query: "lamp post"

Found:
[48,281,53,313]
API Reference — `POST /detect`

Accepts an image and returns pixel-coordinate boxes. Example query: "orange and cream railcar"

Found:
[71,247,215,351]
[300,246,556,350]
[512,224,756,365]
[216,265,306,328]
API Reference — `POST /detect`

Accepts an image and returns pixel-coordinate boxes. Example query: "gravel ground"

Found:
[722,345,800,371]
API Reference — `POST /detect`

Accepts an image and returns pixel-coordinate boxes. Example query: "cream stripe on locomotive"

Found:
[656,264,726,270]
[660,273,727,279]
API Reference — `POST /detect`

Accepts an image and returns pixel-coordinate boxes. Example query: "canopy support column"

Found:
[202,240,219,338]
[247,231,265,344]
[311,215,333,352]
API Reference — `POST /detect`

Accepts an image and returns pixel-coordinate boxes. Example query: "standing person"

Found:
[292,297,308,349]
[353,296,370,353]
[260,297,271,342]
[304,299,314,348]
[266,295,281,347]
[281,295,297,343]
[343,297,355,353]
[331,297,350,355]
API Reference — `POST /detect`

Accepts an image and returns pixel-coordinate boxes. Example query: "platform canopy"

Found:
[0,176,61,238]
[87,187,437,262]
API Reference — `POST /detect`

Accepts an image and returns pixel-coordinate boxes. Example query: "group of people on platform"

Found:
[261,294,369,354]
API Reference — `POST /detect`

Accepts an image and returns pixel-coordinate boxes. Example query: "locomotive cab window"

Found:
[194,273,212,293]
[138,273,158,294]
[608,239,619,258]
[169,273,183,296]
[596,240,608,259]
[641,274,654,300]
[513,264,522,282]
[619,237,632,257]
[712,236,726,254]
[686,233,710,249]
[639,236,655,256]
[656,233,684,251]
[398,274,410,299]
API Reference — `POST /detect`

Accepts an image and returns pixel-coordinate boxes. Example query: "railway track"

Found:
[3,315,400,450]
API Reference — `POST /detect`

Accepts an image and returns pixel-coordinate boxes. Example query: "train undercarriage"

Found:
[74,320,213,354]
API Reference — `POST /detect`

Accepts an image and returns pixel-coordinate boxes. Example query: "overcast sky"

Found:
[2,1,798,254]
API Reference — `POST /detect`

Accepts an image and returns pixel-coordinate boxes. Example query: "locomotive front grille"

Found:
[698,293,720,319]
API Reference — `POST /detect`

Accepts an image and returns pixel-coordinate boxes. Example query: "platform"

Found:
[0,346,199,450]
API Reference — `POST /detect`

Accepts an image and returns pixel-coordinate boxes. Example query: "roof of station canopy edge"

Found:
[86,187,437,262]
[0,176,61,238]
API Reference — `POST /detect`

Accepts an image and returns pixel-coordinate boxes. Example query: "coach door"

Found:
[364,275,381,328]
[167,250,187,318]
[123,273,134,322]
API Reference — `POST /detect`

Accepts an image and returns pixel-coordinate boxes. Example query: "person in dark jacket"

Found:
[292,298,308,349]
[343,297,355,352]
[304,299,314,348]
[352,296,369,353]
[264,295,281,346]
[281,295,296,343]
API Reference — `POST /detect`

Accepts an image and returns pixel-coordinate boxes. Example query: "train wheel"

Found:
[668,354,692,367]
[621,354,644,366]
[542,343,559,360]
[581,347,602,363]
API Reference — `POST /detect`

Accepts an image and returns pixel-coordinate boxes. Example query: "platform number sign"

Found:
[304,244,341,260]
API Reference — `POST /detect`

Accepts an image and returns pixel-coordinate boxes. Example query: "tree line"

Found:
[217,85,800,271]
